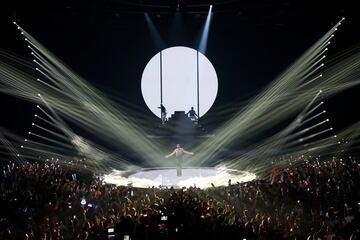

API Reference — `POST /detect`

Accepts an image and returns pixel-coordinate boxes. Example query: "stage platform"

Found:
[102,167,256,189]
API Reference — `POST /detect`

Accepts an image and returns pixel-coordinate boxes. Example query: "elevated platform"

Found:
[149,111,211,138]
[102,167,256,189]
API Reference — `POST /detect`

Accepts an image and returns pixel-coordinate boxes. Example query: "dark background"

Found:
[0,0,359,146]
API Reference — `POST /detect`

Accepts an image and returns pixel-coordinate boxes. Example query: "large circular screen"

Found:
[141,46,218,118]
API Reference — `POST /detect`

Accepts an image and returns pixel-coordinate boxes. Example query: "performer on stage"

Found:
[186,106,198,122]
[165,144,194,176]
[158,103,167,124]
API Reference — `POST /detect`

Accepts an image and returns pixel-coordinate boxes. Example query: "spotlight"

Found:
[334,28,337,31]
[24,38,28,41]
[24,139,28,142]
[31,52,34,55]
[331,34,334,37]
[32,123,34,126]
[28,132,31,134]
[34,114,37,117]
[342,17,345,20]
[17,27,20,30]
[334,135,337,138]
[35,68,39,71]
[21,32,24,35]
[321,63,324,66]
[13,21,16,24]
[323,55,326,58]
[36,105,39,108]
[323,110,326,113]
[33,59,36,62]
[325,48,328,51]
[198,3,213,54]
[327,41,331,44]
[37,93,41,97]
[17,154,20,157]
[330,127,333,130]
[319,74,323,77]
[21,145,24,148]
[321,101,324,104]
[326,119,329,121]
[36,78,40,81]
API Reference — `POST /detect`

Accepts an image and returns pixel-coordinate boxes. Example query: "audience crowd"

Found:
[0,156,359,240]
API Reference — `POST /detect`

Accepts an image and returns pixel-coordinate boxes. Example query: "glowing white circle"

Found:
[141,46,218,118]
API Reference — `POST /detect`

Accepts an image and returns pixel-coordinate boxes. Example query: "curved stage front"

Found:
[102,167,256,189]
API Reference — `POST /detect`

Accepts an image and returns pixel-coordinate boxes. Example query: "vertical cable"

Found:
[160,51,163,105]
[197,50,200,122]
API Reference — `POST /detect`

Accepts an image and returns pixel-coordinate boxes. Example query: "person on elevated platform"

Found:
[186,107,198,122]
[165,143,194,176]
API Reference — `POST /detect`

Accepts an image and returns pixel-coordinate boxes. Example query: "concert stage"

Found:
[102,167,256,189]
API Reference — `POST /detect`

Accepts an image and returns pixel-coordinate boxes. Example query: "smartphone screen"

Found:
[107,227,115,240]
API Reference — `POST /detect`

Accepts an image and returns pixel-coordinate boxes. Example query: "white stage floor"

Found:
[102,167,256,189]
